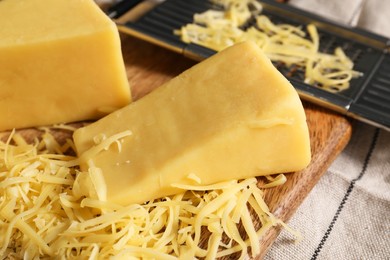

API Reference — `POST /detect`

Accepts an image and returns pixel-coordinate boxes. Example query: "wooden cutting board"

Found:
[120,34,353,259]
[2,34,352,259]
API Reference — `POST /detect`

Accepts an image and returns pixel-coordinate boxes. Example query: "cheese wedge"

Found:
[73,41,311,205]
[0,0,130,131]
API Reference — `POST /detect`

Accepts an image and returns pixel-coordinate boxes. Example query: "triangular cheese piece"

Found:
[74,41,311,205]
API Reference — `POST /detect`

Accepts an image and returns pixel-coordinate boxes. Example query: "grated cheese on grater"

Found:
[174,0,362,92]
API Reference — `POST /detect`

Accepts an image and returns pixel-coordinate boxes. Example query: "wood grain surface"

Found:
[121,35,353,259]
[1,34,353,259]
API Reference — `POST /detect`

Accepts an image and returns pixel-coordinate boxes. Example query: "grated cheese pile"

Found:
[0,129,298,259]
[175,0,362,92]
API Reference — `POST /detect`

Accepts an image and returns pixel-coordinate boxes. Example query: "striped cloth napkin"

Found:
[266,122,390,259]
[265,1,390,259]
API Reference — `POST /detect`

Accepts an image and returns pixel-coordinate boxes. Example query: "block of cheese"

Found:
[0,0,130,131]
[73,41,311,205]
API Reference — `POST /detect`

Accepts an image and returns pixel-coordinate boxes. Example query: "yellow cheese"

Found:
[0,0,130,131]
[73,41,311,205]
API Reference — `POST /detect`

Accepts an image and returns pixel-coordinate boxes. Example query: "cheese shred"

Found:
[174,0,362,92]
[0,130,298,259]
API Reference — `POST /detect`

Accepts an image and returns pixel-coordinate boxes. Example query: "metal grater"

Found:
[108,0,390,131]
